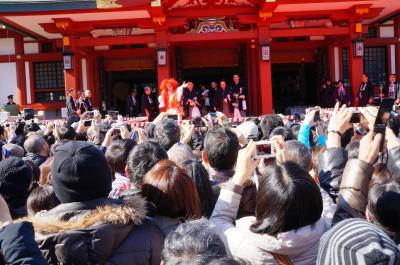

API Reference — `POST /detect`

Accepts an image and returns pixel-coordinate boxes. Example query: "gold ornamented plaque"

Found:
[96,0,122,9]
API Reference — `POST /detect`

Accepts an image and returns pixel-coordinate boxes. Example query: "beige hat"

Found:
[236,121,259,143]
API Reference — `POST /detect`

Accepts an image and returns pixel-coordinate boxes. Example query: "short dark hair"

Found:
[105,139,136,173]
[269,126,294,141]
[154,119,181,150]
[162,219,227,265]
[250,162,322,236]
[142,160,201,219]
[180,160,217,217]
[346,140,360,159]
[285,140,312,170]
[56,125,76,141]
[15,121,26,137]
[27,185,60,216]
[368,179,400,234]
[204,128,239,171]
[260,115,284,140]
[127,141,168,187]
[289,124,301,139]
[24,123,41,135]
[363,73,369,78]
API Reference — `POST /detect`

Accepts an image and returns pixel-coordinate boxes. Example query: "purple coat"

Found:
[334,87,352,106]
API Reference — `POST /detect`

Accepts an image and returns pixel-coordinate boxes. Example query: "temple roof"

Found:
[0,0,398,40]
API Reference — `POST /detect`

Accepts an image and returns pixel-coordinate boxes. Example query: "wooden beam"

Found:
[74,34,156,47]
[0,16,46,39]
[0,52,62,63]
[270,26,349,38]
[167,31,257,43]
[364,37,398,46]
[95,48,155,59]
[273,0,371,3]
[272,40,329,50]
[165,7,257,17]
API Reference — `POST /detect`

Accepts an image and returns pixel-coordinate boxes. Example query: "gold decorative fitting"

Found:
[187,17,238,34]
[355,8,369,15]
[56,22,69,30]
[96,0,122,9]
[259,12,272,18]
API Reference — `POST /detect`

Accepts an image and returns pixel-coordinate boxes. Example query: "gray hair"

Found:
[285,140,312,171]
[167,143,195,165]
[162,219,227,265]
[24,134,47,154]
[154,119,181,151]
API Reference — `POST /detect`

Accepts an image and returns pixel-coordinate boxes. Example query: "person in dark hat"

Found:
[6,95,16,105]
[126,88,139,117]
[24,140,165,265]
[0,157,33,219]
[50,141,112,203]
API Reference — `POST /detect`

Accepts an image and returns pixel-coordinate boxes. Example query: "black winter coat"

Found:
[28,196,164,265]
[0,222,48,265]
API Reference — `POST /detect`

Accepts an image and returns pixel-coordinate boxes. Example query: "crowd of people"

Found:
[158,74,247,120]
[67,74,248,122]
[0,80,399,264]
[319,73,399,108]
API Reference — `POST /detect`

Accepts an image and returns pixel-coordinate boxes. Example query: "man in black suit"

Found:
[126,88,139,117]
[230,74,247,117]
[208,81,218,111]
[141,86,156,121]
[66,88,77,118]
[357,73,373,107]
[84,90,93,111]
[383,74,399,100]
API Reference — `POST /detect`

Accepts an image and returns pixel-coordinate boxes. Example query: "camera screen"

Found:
[349,112,361,124]
[256,142,272,157]
[84,120,92,127]
[86,111,94,119]
[167,114,178,120]
[112,128,121,136]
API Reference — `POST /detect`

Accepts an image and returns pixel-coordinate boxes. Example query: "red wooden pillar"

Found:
[14,34,27,105]
[64,36,80,98]
[247,43,260,115]
[395,16,400,81]
[258,25,273,114]
[156,31,170,90]
[348,23,364,104]
[327,46,336,81]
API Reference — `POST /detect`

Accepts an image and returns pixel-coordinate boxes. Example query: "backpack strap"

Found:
[268,251,294,265]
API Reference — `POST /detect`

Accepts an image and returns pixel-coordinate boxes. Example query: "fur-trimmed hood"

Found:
[20,195,147,234]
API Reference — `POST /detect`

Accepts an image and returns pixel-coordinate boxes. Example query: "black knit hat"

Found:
[317,218,400,265]
[0,157,32,209]
[51,141,112,203]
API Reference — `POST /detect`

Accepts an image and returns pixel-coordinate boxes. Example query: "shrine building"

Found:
[0,0,399,115]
